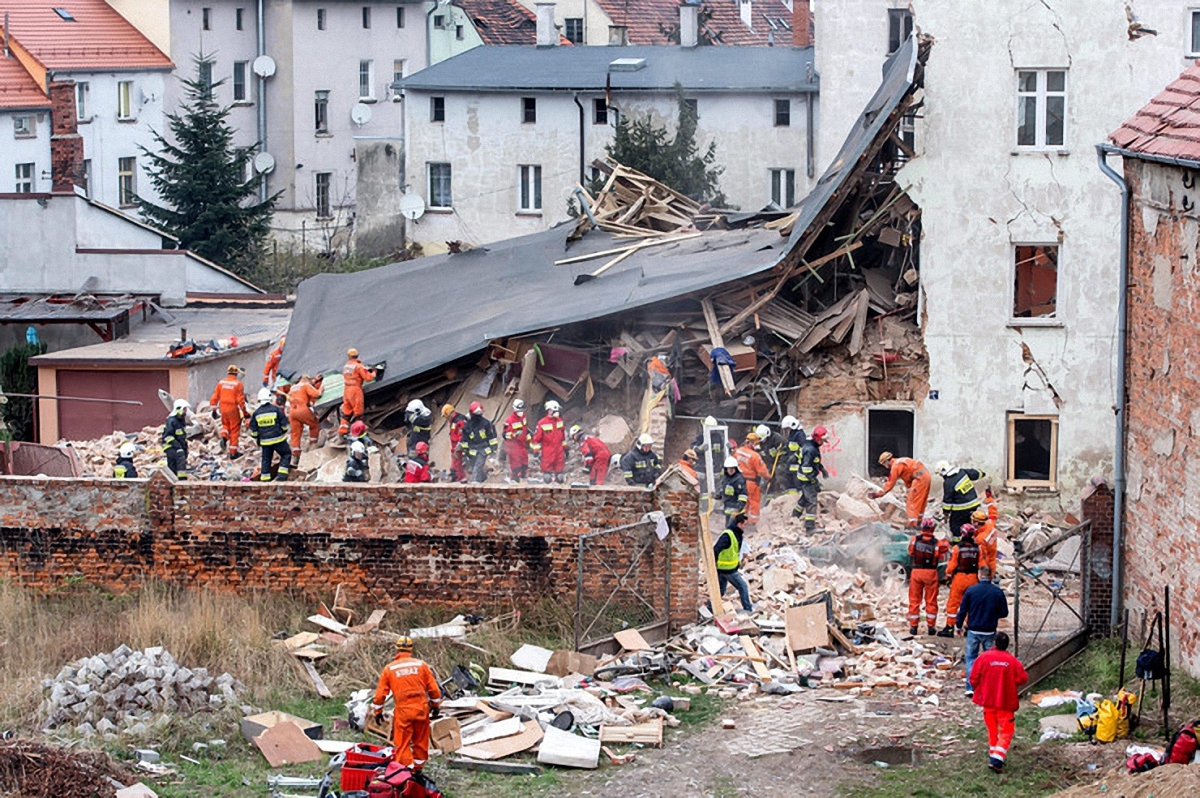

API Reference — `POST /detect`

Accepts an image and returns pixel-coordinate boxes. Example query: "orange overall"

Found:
[944,539,981,626]
[879,457,932,527]
[976,503,1000,573]
[372,652,442,770]
[263,344,284,386]
[735,444,770,523]
[907,533,948,629]
[287,380,323,451]
[338,358,376,435]
[209,376,247,455]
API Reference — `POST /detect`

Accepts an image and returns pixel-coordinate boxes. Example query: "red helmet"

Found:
[469,401,483,415]
[414,441,429,455]
[959,523,977,538]
[350,421,367,436]
[810,425,828,442]
[920,517,936,532]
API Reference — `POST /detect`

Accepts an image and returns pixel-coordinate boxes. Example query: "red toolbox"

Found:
[339,743,392,791]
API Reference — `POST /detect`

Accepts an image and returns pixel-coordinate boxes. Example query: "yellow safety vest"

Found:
[716,530,741,571]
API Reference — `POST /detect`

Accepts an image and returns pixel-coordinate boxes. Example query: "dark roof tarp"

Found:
[281,36,919,391]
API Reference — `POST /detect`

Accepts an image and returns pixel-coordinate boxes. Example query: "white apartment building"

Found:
[0,55,51,195]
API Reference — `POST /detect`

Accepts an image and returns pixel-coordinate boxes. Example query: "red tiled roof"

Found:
[0,0,172,72]
[593,0,800,46]
[0,55,49,110]
[458,0,549,46]
[1110,62,1200,162]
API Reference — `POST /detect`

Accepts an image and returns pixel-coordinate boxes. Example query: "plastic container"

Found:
[340,766,383,792]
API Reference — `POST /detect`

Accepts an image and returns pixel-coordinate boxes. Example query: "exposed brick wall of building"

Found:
[48,81,84,192]
[1121,158,1200,674]
[1079,482,1114,636]
[0,472,700,632]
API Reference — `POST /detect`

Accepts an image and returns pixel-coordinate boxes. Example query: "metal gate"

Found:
[1013,519,1091,685]
[574,519,671,649]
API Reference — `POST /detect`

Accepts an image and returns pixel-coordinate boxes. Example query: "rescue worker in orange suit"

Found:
[972,490,1000,573]
[735,433,770,524]
[442,404,468,482]
[678,448,699,482]
[571,424,611,485]
[530,400,567,483]
[868,452,932,528]
[371,636,442,771]
[936,461,987,543]
[941,523,981,637]
[338,348,376,440]
[502,399,531,481]
[908,517,949,636]
[262,335,285,387]
[404,441,432,483]
[286,373,324,468]
[209,364,249,460]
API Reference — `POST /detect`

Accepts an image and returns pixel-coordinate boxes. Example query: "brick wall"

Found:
[1080,481,1114,636]
[48,81,84,192]
[1122,158,1200,674]
[0,472,700,631]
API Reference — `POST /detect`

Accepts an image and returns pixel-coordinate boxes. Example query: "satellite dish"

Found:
[252,55,276,78]
[351,102,372,126]
[399,193,426,221]
[253,152,276,174]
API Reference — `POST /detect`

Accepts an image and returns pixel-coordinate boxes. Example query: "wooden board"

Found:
[599,717,664,747]
[739,636,773,682]
[456,719,543,760]
[475,701,514,721]
[252,721,323,767]
[280,632,320,651]
[448,758,542,775]
[613,628,652,652]
[785,603,829,652]
[306,614,349,634]
[346,609,387,634]
[302,660,332,698]
[459,716,524,748]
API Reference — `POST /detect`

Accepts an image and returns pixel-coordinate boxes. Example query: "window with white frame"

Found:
[233,61,249,102]
[1007,414,1058,488]
[392,60,405,99]
[117,81,135,120]
[1190,9,1200,56]
[770,168,795,208]
[13,115,35,138]
[1013,243,1059,319]
[118,157,137,205]
[75,81,89,121]
[428,162,452,208]
[518,165,542,212]
[359,60,374,100]
[315,172,332,217]
[565,18,583,44]
[1016,69,1067,148]
[314,90,329,133]
[15,163,34,193]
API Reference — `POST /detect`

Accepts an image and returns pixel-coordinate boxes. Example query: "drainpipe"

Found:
[573,93,585,185]
[426,0,438,67]
[256,0,267,203]
[1095,142,1128,631]
[805,93,815,179]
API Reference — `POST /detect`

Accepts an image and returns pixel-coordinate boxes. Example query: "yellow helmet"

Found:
[395,635,414,650]
[441,403,455,418]
[971,508,988,523]
[878,451,894,466]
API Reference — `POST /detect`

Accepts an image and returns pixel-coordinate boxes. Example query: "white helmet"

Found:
[406,399,427,415]
[119,442,137,458]
[755,424,771,440]
[780,415,799,430]
[637,433,654,447]
[172,398,190,412]
[935,461,955,477]
[545,400,561,413]
[513,399,526,412]
[350,441,366,455]
[256,388,273,404]
[703,415,718,427]
[723,456,739,469]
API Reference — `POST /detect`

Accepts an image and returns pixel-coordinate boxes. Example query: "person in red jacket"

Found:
[502,399,530,481]
[441,404,467,482]
[530,400,567,483]
[404,441,432,483]
[570,424,611,485]
[970,631,1028,773]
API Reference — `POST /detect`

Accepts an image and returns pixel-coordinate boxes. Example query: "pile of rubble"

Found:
[40,645,244,739]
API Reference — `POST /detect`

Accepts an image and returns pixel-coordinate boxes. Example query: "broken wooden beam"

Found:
[700,297,736,395]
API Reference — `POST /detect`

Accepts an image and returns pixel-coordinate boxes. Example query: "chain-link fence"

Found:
[1013,520,1090,668]
[574,519,672,649]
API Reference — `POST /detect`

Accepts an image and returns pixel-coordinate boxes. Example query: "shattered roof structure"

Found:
[283,37,920,391]
[1109,61,1200,164]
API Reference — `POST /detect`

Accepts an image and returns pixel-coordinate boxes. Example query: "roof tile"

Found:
[591,0,803,46]
[1111,62,1200,162]
[0,0,172,72]
[0,55,50,110]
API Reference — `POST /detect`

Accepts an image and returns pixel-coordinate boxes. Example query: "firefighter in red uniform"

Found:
[442,404,467,482]
[338,348,376,439]
[371,636,442,771]
[907,517,949,636]
[404,441,432,483]
[262,335,285,387]
[209,364,249,460]
[502,399,530,481]
[530,400,567,483]
[570,424,611,485]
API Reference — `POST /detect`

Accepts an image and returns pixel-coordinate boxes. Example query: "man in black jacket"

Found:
[621,434,662,486]
[460,401,498,483]
[162,399,191,478]
[249,388,291,481]
[720,456,749,523]
[794,426,829,531]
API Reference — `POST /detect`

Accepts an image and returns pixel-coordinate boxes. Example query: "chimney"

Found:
[608,25,628,45]
[536,2,556,47]
[49,80,84,193]
[680,1,699,48]
[793,0,811,47]
[739,0,752,30]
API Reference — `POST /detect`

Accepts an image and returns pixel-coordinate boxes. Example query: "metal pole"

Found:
[1013,567,1021,658]
[574,536,585,651]
[1,393,143,406]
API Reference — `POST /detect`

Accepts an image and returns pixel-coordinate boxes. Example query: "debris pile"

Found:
[0,739,136,798]
[574,162,707,237]
[40,645,244,738]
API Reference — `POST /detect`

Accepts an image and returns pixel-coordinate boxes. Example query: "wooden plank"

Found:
[476,701,514,722]
[448,758,542,776]
[280,632,320,651]
[346,609,388,635]
[700,297,736,395]
[456,720,543,761]
[849,290,870,356]
[291,647,328,661]
[739,636,773,682]
[301,660,332,698]
[614,628,652,652]
[828,622,861,655]
[459,716,524,748]
[785,603,829,652]
[554,232,702,265]
[306,614,349,634]
[599,717,664,747]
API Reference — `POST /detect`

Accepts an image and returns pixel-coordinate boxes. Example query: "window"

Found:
[428,162,452,208]
[117,81,134,120]
[1013,243,1058,319]
[53,7,75,21]
[431,96,445,122]
[1007,414,1058,488]
[397,6,405,27]
[75,81,88,120]
[774,99,790,127]
[315,172,332,217]
[770,168,795,208]
[359,59,374,99]
[433,14,446,28]
[198,60,214,99]
[456,24,464,40]
[393,59,405,83]
[683,98,698,118]
[1190,9,1200,56]
[81,159,91,197]
[202,7,212,30]
[1016,69,1067,148]
[867,408,914,478]
[314,90,329,133]
[118,157,137,206]
[13,115,35,138]
[317,8,326,29]
[522,97,536,124]
[518,165,542,212]
[362,6,372,28]
[14,163,34,193]
[593,98,608,125]
[565,17,584,44]
[887,8,913,55]
[232,61,249,101]
[236,7,244,30]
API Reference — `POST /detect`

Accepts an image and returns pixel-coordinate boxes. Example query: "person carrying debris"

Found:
[249,388,290,481]
[262,334,285,387]
[404,441,432,483]
[571,424,611,485]
[794,426,829,531]
[941,523,981,637]
[622,434,662,486]
[337,348,377,441]
[162,399,191,478]
[209,364,250,461]
[721,456,749,522]
[714,514,753,613]
[404,400,433,451]
[907,517,948,636]
[530,400,567,483]
[113,442,138,479]
[372,636,443,772]
[287,373,324,467]
[956,565,1009,696]
[502,400,531,481]
[735,433,770,523]
[972,490,1000,573]
[869,452,932,528]
[969,630,1027,773]
[936,461,986,543]
[691,416,728,498]
[441,404,468,482]
[344,440,370,482]
[460,401,498,483]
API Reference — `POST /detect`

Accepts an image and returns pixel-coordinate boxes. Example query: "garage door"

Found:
[56,370,170,441]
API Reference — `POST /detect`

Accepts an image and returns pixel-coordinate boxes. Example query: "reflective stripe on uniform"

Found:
[716,531,740,570]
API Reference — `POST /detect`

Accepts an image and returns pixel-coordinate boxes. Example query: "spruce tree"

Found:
[136,57,278,274]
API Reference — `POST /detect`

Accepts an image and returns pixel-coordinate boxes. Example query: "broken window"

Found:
[887,8,912,55]
[593,98,608,125]
[1008,414,1057,487]
[430,96,445,122]
[770,168,795,208]
[429,162,452,208]
[1013,244,1058,319]
[1016,69,1066,148]
[867,408,914,478]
